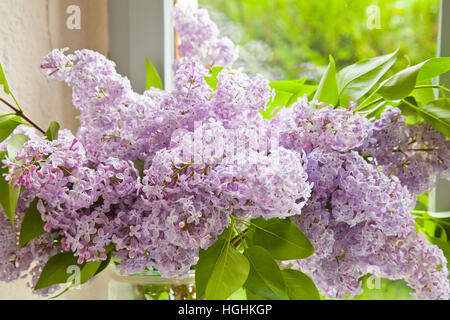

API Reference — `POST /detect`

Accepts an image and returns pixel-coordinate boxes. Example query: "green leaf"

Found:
[45,121,60,141]
[243,246,288,300]
[313,55,338,106]
[0,115,23,143]
[0,153,17,227]
[18,198,46,248]
[34,251,102,290]
[285,84,318,106]
[48,287,71,300]
[419,99,450,137]
[252,217,314,260]
[0,183,19,228]
[423,219,441,240]
[338,50,398,106]
[374,58,450,102]
[0,61,11,95]
[197,234,250,300]
[261,90,291,119]
[77,260,104,285]
[195,246,218,298]
[94,244,115,276]
[281,269,320,300]
[269,78,307,93]
[0,171,19,227]
[7,134,29,160]
[411,81,436,106]
[205,66,225,90]
[378,60,428,100]
[361,100,390,120]
[228,287,247,300]
[145,57,163,90]
[397,97,422,124]
[337,50,397,93]
[400,98,450,137]
[205,240,249,300]
[195,228,232,298]
[0,134,29,228]
[262,79,317,119]
[246,289,269,300]
[416,57,450,83]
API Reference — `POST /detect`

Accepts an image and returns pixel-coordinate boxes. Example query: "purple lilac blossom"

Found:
[359,106,450,196]
[0,189,62,296]
[173,0,238,68]
[0,0,448,300]
[287,139,448,299]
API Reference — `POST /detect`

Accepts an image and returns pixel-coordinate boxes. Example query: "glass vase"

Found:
[108,265,196,300]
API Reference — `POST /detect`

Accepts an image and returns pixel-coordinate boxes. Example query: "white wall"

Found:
[0,0,111,300]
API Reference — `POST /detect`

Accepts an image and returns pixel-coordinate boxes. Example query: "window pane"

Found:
[199,0,440,81]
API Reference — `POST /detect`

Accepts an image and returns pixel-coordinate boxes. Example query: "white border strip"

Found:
[164,0,175,91]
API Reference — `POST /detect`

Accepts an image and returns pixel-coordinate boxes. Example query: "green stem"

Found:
[400,98,450,129]
[231,227,248,248]
[415,84,450,92]
[356,84,450,113]
[0,112,16,118]
[414,84,449,98]
[356,97,384,112]
[0,96,45,134]
[10,92,23,112]
[407,148,435,152]
[414,215,450,227]
[355,90,380,112]
[230,214,282,238]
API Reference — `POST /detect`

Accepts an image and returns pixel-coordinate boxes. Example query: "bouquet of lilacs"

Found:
[0,1,450,300]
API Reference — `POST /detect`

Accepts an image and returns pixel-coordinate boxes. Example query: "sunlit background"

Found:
[200,0,440,81]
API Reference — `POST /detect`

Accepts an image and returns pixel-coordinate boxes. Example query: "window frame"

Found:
[107,0,175,92]
[429,0,450,214]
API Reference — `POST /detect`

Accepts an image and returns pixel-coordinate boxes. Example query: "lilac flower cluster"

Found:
[173,0,238,68]
[0,1,448,300]
[273,97,370,153]
[291,150,447,299]
[0,127,61,294]
[274,100,449,299]
[0,202,61,296]
[359,106,450,196]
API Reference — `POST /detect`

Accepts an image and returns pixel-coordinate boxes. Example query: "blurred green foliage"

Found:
[200,0,440,80]
[353,275,413,300]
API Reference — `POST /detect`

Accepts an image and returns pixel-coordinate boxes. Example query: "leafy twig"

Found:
[0,96,45,134]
